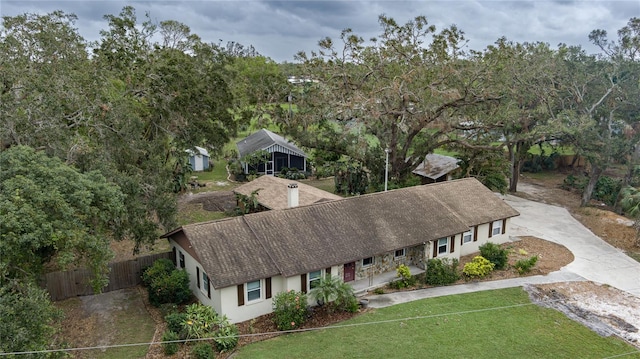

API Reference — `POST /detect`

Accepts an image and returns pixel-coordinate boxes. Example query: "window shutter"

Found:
[502,219,507,234]
[473,226,478,242]
[488,222,493,238]
[325,267,331,277]
[265,277,272,299]
[237,284,244,306]
[432,240,437,258]
[207,279,211,298]
[450,235,455,253]
[196,267,201,289]
[460,235,463,246]
[301,273,307,293]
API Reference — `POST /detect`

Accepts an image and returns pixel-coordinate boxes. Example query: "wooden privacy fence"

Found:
[42,251,173,301]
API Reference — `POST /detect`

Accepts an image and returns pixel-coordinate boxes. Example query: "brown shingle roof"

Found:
[163,178,519,288]
[233,175,343,210]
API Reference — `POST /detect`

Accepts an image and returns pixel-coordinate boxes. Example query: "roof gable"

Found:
[185,146,209,157]
[236,129,306,158]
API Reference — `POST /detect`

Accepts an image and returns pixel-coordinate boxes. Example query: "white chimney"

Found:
[287,183,299,208]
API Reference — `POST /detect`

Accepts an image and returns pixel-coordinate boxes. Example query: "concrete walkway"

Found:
[367,194,640,309]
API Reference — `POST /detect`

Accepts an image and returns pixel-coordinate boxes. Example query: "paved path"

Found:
[368,194,640,309]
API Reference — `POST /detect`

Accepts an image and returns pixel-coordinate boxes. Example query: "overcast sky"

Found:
[1,1,637,62]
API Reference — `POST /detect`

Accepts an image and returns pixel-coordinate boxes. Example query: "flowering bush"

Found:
[463,256,495,278]
[273,290,308,330]
[390,264,416,289]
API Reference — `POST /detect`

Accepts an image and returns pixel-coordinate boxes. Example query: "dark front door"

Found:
[343,262,356,282]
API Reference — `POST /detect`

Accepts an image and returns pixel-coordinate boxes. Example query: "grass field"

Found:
[235,288,640,359]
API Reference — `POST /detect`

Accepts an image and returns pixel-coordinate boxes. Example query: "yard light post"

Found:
[384,148,390,192]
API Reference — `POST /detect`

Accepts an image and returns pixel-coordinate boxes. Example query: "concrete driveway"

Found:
[505,194,640,297]
[368,194,640,309]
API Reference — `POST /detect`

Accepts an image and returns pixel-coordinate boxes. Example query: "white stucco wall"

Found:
[459,219,513,257]
[170,240,221,314]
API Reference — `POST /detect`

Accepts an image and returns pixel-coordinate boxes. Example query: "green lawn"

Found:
[301,177,337,194]
[236,288,640,359]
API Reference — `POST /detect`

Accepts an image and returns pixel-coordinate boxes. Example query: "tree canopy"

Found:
[0,146,125,289]
[283,15,502,189]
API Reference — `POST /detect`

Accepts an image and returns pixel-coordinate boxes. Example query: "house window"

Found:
[201,271,210,298]
[463,230,473,244]
[394,248,406,258]
[309,270,322,290]
[437,238,448,255]
[492,220,502,236]
[179,251,185,268]
[247,280,261,302]
[362,257,374,267]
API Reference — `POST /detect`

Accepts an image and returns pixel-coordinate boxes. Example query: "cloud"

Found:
[1,0,634,61]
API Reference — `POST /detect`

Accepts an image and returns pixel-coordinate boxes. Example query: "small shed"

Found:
[412,153,460,184]
[236,129,307,175]
[186,146,210,172]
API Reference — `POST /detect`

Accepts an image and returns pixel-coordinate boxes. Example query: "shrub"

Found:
[425,258,460,286]
[463,256,495,278]
[181,304,238,352]
[273,290,308,330]
[161,330,179,355]
[593,176,622,206]
[148,269,191,306]
[310,275,342,307]
[165,311,187,336]
[192,342,215,359]
[142,258,175,287]
[278,167,306,180]
[373,287,385,295]
[514,255,539,274]
[336,282,359,313]
[213,316,239,353]
[392,264,416,288]
[479,242,509,270]
[182,303,218,339]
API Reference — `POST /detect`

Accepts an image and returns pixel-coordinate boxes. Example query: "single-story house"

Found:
[162,178,519,323]
[233,175,342,210]
[236,129,307,175]
[186,146,210,172]
[412,153,460,184]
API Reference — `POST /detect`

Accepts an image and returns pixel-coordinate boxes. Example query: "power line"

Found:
[1,297,639,357]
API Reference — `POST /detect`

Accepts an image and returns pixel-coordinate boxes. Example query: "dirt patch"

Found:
[526,281,640,348]
[55,287,157,358]
[177,190,236,212]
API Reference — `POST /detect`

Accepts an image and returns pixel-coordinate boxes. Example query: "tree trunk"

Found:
[581,165,604,207]
[508,142,521,193]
